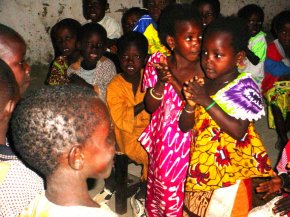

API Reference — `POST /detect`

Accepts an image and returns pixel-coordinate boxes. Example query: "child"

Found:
[191,0,221,28]
[0,59,44,216]
[238,4,267,88]
[0,24,31,96]
[67,22,116,100]
[261,10,290,150]
[82,0,122,51]
[11,85,117,217]
[138,4,204,216]
[179,17,272,216]
[106,31,150,216]
[250,140,290,216]
[46,18,81,86]
[133,0,176,55]
[121,7,147,34]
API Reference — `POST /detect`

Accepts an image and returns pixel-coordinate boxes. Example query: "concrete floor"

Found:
[29,65,281,217]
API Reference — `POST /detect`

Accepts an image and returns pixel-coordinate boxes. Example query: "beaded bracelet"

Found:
[205,101,216,111]
[149,88,164,100]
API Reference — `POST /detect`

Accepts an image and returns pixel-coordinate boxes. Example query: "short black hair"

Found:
[11,85,109,176]
[204,16,248,53]
[142,0,176,9]
[158,3,201,48]
[121,7,148,27]
[192,0,220,17]
[78,22,107,44]
[117,32,148,57]
[0,59,19,111]
[50,18,81,57]
[237,4,264,22]
[271,10,290,38]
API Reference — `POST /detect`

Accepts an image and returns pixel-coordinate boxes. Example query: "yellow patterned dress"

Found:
[184,72,273,217]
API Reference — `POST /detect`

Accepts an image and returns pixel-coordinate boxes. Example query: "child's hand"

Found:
[150,55,173,84]
[273,195,290,216]
[256,173,282,199]
[183,76,207,107]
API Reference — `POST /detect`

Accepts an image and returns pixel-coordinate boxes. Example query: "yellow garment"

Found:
[144,24,170,56]
[106,74,150,180]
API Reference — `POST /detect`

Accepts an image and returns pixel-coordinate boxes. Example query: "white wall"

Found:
[0,0,288,65]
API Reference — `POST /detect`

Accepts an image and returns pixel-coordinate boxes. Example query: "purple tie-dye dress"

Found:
[139,52,191,217]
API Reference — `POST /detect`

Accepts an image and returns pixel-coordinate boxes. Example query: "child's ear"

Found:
[76,41,81,51]
[68,146,85,170]
[166,35,175,51]
[236,50,246,66]
[0,100,16,120]
[105,3,109,11]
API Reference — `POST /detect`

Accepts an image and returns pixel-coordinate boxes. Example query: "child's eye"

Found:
[215,54,222,58]
[198,36,202,40]
[202,50,208,56]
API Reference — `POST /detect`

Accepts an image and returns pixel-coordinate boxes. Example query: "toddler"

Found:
[46,18,81,86]
[11,85,117,217]
[238,4,267,88]
[121,7,147,34]
[179,17,272,216]
[67,22,116,100]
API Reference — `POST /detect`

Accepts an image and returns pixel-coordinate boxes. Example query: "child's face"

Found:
[3,40,30,96]
[146,0,171,23]
[80,33,105,67]
[83,120,115,179]
[277,23,290,53]
[122,14,140,34]
[201,31,241,80]
[247,13,263,37]
[85,0,107,23]
[170,19,202,62]
[198,3,217,27]
[119,44,146,77]
[55,27,78,57]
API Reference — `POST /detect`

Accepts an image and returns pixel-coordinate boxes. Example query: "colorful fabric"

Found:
[46,56,70,86]
[264,81,290,129]
[184,179,252,217]
[20,191,118,217]
[238,31,267,87]
[67,56,116,101]
[133,15,170,55]
[106,73,150,180]
[139,52,191,217]
[261,39,290,95]
[0,145,44,217]
[186,72,272,193]
[277,140,290,175]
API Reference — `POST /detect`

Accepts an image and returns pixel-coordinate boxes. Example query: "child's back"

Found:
[11,85,117,217]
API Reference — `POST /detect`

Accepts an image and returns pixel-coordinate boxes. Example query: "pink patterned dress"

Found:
[139,52,191,217]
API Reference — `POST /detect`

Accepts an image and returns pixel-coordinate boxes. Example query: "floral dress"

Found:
[139,52,191,217]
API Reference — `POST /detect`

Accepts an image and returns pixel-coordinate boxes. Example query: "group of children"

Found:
[0,0,289,216]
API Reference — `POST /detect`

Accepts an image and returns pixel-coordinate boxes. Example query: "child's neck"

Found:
[46,169,98,207]
[67,52,80,66]
[81,60,97,71]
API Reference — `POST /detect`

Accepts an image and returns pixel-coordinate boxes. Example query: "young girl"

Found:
[261,10,290,150]
[238,4,267,88]
[11,86,117,217]
[138,4,203,217]
[191,0,221,29]
[67,22,116,100]
[179,17,272,216]
[106,31,150,216]
[46,18,81,86]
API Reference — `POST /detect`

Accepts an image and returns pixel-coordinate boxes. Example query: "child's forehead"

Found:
[82,31,104,41]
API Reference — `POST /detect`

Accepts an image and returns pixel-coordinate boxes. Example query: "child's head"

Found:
[121,7,148,34]
[272,10,290,52]
[238,4,264,37]
[158,4,202,61]
[83,0,108,23]
[0,24,30,96]
[79,23,107,68]
[192,0,220,28]
[117,32,148,77]
[0,59,19,120]
[11,85,115,179]
[142,0,176,23]
[50,18,81,58]
[202,16,248,79]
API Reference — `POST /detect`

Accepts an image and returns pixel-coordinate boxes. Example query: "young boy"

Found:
[0,24,31,96]
[11,85,117,216]
[0,59,44,217]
